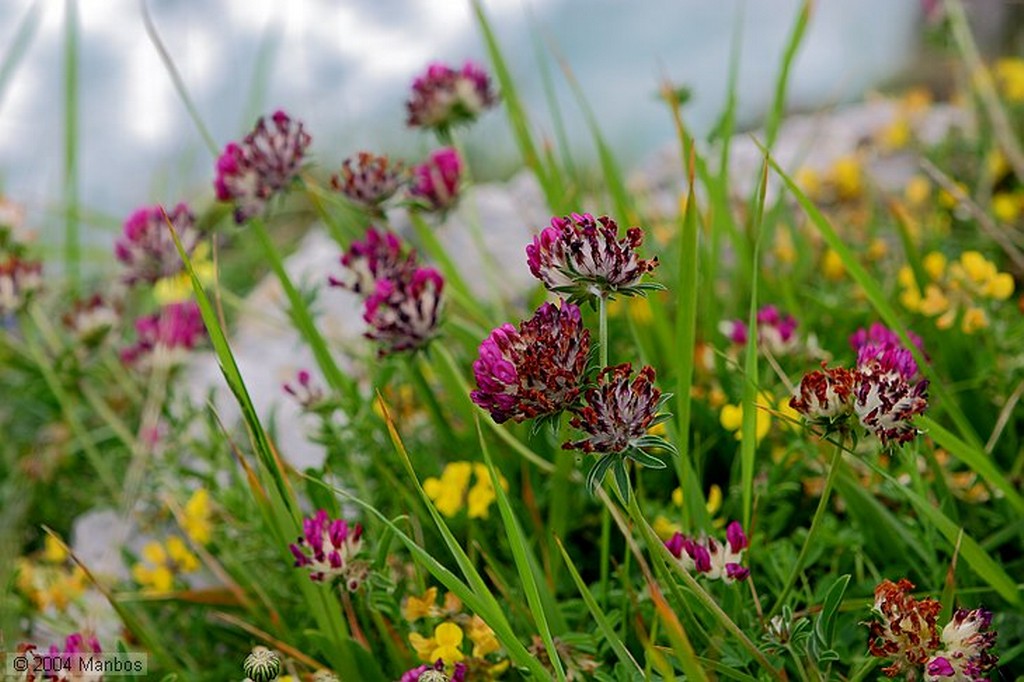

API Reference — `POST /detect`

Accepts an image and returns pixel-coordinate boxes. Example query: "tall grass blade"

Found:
[0,0,42,110]
[63,0,80,291]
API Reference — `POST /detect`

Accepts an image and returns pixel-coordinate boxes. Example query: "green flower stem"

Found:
[768,441,844,619]
[250,216,360,411]
[597,292,611,607]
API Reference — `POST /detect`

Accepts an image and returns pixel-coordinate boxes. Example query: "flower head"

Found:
[328,227,414,296]
[115,203,199,285]
[850,322,925,380]
[564,364,662,455]
[62,294,120,348]
[409,148,462,213]
[363,266,444,355]
[331,151,406,211]
[925,608,997,681]
[0,226,42,315]
[720,305,799,355]
[409,623,466,664]
[471,300,590,424]
[406,61,497,132]
[215,109,311,223]
[400,660,467,682]
[39,632,103,682]
[288,509,367,590]
[853,357,929,447]
[665,521,749,583]
[789,364,857,429]
[121,301,205,370]
[868,578,942,678]
[526,213,659,302]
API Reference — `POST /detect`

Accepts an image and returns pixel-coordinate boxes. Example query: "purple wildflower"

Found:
[282,369,326,411]
[665,521,749,583]
[331,151,406,211]
[0,226,42,315]
[471,300,590,423]
[289,509,367,590]
[526,213,659,302]
[62,294,120,348]
[720,304,799,355]
[121,301,205,369]
[400,660,467,682]
[363,267,444,355]
[853,356,929,447]
[36,632,103,681]
[850,322,926,380]
[925,608,997,681]
[115,203,199,285]
[564,364,662,455]
[214,109,311,223]
[409,148,462,213]
[328,227,414,296]
[406,61,497,132]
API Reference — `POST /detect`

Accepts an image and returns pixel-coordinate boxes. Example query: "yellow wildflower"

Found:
[403,587,439,622]
[904,175,931,206]
[960,251,998,285]
[938,183,967,210]
[467,615,500,657]
[652,515,681,540]
[829,155,862,200]
[132,536,199,593]
[423,462,473,518]
[42,535,68,563]
[467,465,501,519]
[822,249,845,281]
[866,238,888,262]
[995,58,1024,102]
[987,148,1010,180]
[154,243,214,305]
[881,117,910,150]
[182,488,212,545]
[923,251,947,280]
[984,272,1014,300]
[773,225,796,264]
[409,622,465,663]
[719,403,770,443]
[919,285,951,317]
[795,167,821,200]
[961,307,989,334]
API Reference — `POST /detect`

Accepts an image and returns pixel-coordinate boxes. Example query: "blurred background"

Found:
[0,0,1017,258]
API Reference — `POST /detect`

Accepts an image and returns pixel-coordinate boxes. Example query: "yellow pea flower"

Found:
[429,623,465,663]
[830,156,862,200]
[719,403,770,443]
[154,243,215,305]
[919,285,951,317]
[822,249,845,281]
[42,535,68,563]
[403,587,439,622]
[995,58,1024,102]
[182,488,212,545]
[867,238,888,262]
[166,536,199,573]
[467,615,500,657]
[961,307,989,334]
[960,251,997,285]
[923,252,947,280]
[992,193,1020,223]
[142,541,167,566]
[652,515,681,540]
[985,272,1014,300]
[904,175,931,206]
[423,462,473,518]
[795,167,821,200]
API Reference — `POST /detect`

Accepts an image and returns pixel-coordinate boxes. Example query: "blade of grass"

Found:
[763,0,812,150]
[0,0,42,110]
[480,421,567,682]
[249,216,360,411]
[471,0,563,212]
[918,415,1024,515]
[554,537,643,675]
[63,0,80,291]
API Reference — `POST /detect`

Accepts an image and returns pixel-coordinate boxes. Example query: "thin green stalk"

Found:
[768,442,843,619]
[140,0,218,156]
[250,216,359,410]
[63,0,80,292]
[597,293,611,606]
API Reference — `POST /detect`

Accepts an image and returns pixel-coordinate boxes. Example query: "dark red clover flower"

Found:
[363,267,444,356]
[564,363,673,494]
[926,608,997,681]
[471,300,590,424]
[331,151,406,211]
[214,109,311,223]
[853,355,929,447]
[789,364,857,430]
[0,228,42,315]
[406,60,497,133]
[869,578,942,678]
[409,147,462,213]
[328,227,414,296]
[115,203,199,285]
[527,213,659,302]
